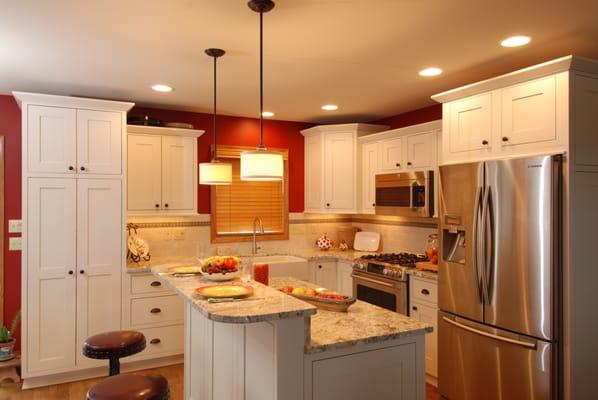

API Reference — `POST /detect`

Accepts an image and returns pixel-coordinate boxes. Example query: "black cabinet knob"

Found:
[318,265,323,269]
[326,203,330,207]
[372,203,376,207]
[68,166,74,171]
[68,270,74,275]
[421,289,430,295]
[79,270,85,275]
[150,338,161,345]
[412,306,418,311]
[155,204,160,208]
[482,140,489,145]
[407,162,412,166]
[502,136,509,142]
[80,166,86,171]
[150,308,161,314]
[164,203,169,208]
[395,163,401,167]
[150,281,162,287]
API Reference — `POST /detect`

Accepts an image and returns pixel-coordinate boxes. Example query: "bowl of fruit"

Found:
[200,256,242,281]
[279,286,356,312]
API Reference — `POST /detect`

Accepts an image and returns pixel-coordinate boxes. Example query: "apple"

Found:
[212,256,224,267]
[224,257,237,270]
[305,288,317,296]
[281,286,293,293]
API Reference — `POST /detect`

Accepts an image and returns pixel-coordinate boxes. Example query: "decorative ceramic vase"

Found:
[316,233,333,251]
[0,339,15,361]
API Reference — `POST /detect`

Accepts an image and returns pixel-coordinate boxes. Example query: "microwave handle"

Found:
[409,181,416,209]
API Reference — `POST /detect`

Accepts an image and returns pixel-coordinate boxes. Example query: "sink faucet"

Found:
[252,217,265,255]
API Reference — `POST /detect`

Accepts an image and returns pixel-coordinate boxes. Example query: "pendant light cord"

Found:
[212,55,218,161]
[259,10,265,149]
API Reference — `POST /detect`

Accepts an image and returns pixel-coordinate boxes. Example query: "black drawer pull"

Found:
[150,281,162,287]
[318,265,323,269]
[395,163,401,167]
[150,338,161,345]
[412,306,418,311]
[482,140,489,145]
[150,308,162,314]
[502,136,509,142]
[407,162,412,166]
[421,289,430,295]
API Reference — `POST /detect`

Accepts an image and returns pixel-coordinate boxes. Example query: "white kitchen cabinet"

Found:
[360,141,378,214]
[26,178,77,373]
[302,124,388,214]
[313,261,338,291]
[76,109,122,175]
[448,93,492,154]
[378,137,404,172]
[336,261,354,297]
[75,179,123,368]
[127,125,204,214]
[409,276,438,381]
[27,105,77,174]
[406,131,437,170]
[15,92,133,385]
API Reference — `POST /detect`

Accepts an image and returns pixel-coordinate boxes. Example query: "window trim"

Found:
[210,145,289,243]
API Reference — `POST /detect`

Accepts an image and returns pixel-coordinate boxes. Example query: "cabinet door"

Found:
[324,132,355,211]
[77,110,122,174]
[406,131,437,169]
[305,134,323,211]
[336,262,354,297]
[26,178,77,373]
[361,142,378,214]
[314,261,338,291]
[27,105,77,174]
[501,76,556,147]
[127,134,162,211]
[418,302,438,377]
[378,137,404,172]
[76,179,123,367]
[162,135,196,212]
[448,93,492,153]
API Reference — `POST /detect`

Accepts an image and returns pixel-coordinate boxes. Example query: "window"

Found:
[211,146,289,243]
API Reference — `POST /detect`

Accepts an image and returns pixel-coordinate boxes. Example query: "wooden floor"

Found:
[0,363,440,399]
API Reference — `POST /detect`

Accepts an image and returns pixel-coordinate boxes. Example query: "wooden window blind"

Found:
[211,146,289,243]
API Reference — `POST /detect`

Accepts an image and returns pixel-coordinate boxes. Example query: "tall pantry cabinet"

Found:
[14,92,134,385]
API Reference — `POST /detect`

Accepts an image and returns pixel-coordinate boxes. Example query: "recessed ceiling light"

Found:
[321,104,338,111]
[418,67,443,77]
[262,111,275,117]
[501,35,531,47]
[151,84,173,92]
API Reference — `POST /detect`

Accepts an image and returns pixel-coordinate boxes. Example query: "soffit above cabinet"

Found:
[431,55,598,104]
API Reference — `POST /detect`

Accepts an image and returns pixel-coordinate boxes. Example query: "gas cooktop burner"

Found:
[360,252,428,268]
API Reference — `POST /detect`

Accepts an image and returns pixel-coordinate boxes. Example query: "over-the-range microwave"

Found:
[375,170,434,218]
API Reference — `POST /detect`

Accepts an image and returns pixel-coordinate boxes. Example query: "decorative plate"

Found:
[195,284,254,299]
[167,265,203,274]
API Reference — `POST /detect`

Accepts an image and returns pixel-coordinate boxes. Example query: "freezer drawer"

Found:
[439,311,555,400]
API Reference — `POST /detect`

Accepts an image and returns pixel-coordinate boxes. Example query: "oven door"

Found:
[375,171,434,218]
[352,271,407,315]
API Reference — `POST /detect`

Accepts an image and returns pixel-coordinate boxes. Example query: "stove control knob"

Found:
[382,269,388,275]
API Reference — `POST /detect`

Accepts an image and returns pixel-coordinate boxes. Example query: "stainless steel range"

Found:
[353,253,427,315]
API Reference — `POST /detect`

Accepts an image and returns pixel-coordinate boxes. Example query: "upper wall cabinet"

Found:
[432,61,571,165]
[358,121,441,214]
[302,124,388,213]
[127,125,204,214]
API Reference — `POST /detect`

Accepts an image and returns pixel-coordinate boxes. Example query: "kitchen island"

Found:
[152,266,432,400]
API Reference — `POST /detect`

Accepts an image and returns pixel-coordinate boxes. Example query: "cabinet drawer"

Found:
[411,277,437,304]
[130,295,184,327]
[127,325,184,360]
[130,274,169,295]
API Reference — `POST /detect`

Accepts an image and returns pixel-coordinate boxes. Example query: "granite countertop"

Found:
[150,261,317,324]
[126,249,373,274]
[269,277,433,354]
[406,268,438,280]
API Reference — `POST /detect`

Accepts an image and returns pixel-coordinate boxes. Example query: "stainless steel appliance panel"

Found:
[484,155,560,340]
[439,311,554,400]
[352,271,407,315]
[438,162,484,322]
[375,171,434,218]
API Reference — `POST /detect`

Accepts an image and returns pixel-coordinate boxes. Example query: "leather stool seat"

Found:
[86,373,169,400]
[83,331,146,375]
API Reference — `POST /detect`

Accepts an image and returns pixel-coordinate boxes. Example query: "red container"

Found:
[253,263,269,286]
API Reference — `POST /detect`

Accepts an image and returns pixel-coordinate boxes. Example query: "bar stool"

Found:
[83,331,146,376]
[86,372,169,400]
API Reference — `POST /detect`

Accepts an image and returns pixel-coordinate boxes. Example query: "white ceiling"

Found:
[2,0,598,123]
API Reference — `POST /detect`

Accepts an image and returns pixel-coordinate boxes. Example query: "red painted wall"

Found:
[131,107,310,214]
[0,95,22,346]
[374,104,441,129]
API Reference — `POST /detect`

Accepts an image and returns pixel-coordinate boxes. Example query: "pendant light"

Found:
[199,48,232,185]
[240,0,283,181]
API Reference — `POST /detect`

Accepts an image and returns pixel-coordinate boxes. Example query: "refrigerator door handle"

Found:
[442,316,537,349]
[472,186,484,303]
[481,185,493,304]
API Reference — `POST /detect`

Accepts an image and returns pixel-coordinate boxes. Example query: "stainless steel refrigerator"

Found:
[438,154,561,400]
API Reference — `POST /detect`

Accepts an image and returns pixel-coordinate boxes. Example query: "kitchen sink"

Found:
[251,255,310,281]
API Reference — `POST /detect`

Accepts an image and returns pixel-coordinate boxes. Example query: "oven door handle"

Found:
[351,273,395,288]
